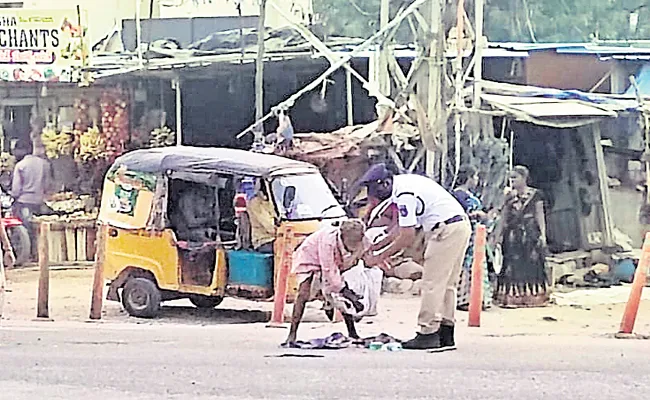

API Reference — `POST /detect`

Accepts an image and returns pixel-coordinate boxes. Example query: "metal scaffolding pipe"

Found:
[236,0,427,139]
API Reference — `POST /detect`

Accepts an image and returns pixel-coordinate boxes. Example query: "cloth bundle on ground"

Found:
[312,265,384,318]
[282,332,401,350]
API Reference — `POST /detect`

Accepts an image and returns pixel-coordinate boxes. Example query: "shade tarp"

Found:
[626,63,650,97]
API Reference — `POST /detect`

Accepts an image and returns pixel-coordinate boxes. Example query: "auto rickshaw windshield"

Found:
[270,173,346,220]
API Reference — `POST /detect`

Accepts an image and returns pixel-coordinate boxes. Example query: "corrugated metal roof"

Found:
[491,42,650,55]
[556,46,650,55]
[606,55,650,61]
[325,47,528,59]
[481,93,617,128]
[482,94,616,117]
[490,42,590,51]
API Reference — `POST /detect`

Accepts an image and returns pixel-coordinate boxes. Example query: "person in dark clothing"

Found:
[494,165,549,308]
[11,142,53,260]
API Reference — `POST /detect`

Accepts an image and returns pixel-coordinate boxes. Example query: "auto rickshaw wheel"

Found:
[122,278,161,318]
[188,294,223,309]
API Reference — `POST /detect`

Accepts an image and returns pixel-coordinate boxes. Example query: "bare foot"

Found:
[282,334,297,347]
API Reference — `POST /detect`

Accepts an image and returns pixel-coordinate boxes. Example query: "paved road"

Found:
[1,319,649,400]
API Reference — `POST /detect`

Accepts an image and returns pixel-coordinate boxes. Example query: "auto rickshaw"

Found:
[99,146,347,318]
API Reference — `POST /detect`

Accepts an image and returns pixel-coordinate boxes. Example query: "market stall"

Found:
[27,87,177,264]
[33,194,98,264]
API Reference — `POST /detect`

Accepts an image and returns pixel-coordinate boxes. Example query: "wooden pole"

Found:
[468,224,486,327]
[174,78,182,146]
[36,222,50,319]
[89,224,106,320]
[254,0,267,142]
[451,0,465,187]
[378,0,391,97]
[473,0,484,108]
[592,124,614,247]
[267,225,294,328]
[135,0,144,68]
[346,68,353,126]
[417,0,444,179]
[619,232,650,334]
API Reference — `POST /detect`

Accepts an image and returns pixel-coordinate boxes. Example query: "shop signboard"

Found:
[0,9,88,83]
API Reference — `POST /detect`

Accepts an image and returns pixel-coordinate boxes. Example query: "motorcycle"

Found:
[0,190,31,267]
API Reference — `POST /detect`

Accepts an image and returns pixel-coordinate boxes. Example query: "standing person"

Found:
[11,143,53,261]
[452,165,493,311]
[495,165,549,308]
[246,182,276,253]
[359,163,471,351]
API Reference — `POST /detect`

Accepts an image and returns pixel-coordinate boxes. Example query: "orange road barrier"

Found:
[619,232,650,334]
[267,225,294,328]
[468,224,487,328]
[89,224,107,320]
[36,222,51,320]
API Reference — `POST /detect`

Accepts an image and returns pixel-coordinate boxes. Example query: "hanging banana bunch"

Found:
[75,126,108,164]
[41,127,74,159]
[0,152,15,174]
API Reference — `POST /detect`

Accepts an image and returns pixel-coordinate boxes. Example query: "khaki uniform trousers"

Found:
[417,219,472,334]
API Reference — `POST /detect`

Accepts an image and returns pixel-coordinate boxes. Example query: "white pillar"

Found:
[174,78,182,146]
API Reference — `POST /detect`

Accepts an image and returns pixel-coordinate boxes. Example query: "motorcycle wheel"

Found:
[8,226,30,266]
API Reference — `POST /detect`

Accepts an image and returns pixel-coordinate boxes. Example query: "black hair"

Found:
[14,139,32,152]
[384,161,400,179]
[456,165,478,186]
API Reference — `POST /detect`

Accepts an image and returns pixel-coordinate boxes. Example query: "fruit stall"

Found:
[31,87,176,264]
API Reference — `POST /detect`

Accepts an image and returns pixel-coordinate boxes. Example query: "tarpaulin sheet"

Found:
[626,63,650,98]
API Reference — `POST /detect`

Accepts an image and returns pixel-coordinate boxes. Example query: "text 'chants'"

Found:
[0,29,60,48]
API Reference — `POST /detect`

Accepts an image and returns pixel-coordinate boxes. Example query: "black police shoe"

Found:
[401,332,443,350]
[439,325,457,350]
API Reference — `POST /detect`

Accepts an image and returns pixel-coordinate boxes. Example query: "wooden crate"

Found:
[47,224,97,263]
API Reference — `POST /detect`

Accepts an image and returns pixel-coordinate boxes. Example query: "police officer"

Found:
[359,163,471,351]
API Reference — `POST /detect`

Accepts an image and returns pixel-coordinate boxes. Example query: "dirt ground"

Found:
[2,267,650,339]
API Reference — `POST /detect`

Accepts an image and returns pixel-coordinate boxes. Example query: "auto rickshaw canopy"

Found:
[111,146,316,177]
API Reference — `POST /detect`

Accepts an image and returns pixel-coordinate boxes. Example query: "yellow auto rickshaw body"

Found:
[98,146,346,318]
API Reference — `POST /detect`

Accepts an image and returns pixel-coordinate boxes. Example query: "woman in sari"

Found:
[495,165,549,308]
[452,165,493,311]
